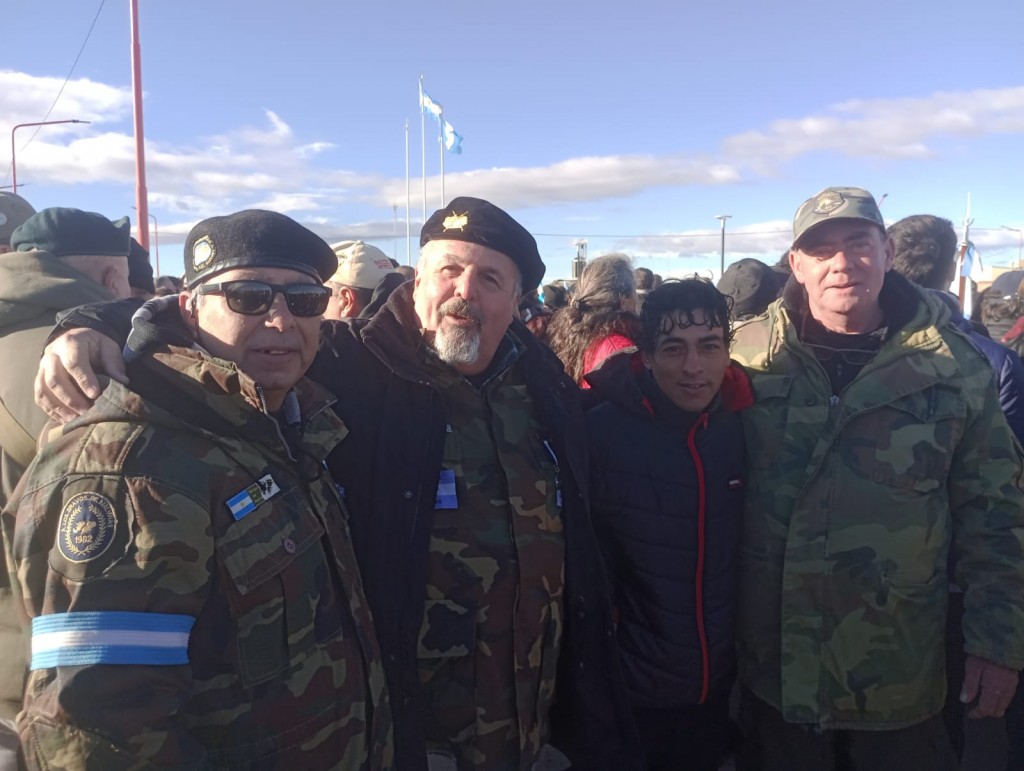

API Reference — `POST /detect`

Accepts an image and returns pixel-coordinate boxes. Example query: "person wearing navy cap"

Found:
[35,197,640,770]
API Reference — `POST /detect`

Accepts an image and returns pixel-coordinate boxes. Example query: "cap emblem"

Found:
[813,191,844,215]
[192,235,216,270]
[442,212,469,231]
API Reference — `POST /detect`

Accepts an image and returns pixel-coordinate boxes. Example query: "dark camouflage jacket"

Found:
[732,272,1024,729]
[3,344,392,769]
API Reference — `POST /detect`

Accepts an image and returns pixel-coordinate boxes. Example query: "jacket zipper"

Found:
[687,412,711,705]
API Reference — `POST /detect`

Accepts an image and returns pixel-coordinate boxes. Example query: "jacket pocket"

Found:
[418,599,477,737]
[854,389,964,493]
[217,485,331,687]
[743,374,793,470]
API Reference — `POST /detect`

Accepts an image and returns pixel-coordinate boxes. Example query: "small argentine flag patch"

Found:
[226,474,281,520]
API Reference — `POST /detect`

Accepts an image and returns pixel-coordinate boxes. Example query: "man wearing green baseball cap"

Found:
[730,187,1024,770]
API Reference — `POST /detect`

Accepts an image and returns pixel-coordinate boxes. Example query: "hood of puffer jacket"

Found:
[0,250,113,329]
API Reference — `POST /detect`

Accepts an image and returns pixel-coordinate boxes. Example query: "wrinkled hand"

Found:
[34,329,127,424]
[960,654,1019,718]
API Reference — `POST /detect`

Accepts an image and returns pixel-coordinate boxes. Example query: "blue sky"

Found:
[5,0,1024,284]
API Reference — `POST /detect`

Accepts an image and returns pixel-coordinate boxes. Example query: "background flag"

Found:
[420,89,443,123]
[442,119,463,154]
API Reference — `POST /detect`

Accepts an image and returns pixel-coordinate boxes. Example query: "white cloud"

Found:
[5,69,1024,258]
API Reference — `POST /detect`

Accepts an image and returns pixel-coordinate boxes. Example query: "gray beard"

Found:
[434,322,481,366]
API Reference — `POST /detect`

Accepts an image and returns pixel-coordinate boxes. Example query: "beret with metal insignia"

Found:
[420,196,545,292]
[792,186,886,247]
[11,207,131,258]
[183,209,337,289]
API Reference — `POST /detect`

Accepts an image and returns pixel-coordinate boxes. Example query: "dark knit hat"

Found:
[11,207,131,257]
[128,237,155,294]
[0,192,36,245]
[718,258,784,318]
[420,196,545,292]
[183,209,337,289]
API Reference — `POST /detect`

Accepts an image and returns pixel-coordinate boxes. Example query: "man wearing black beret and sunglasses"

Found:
[4,210,392,769]
[31,198,638,771]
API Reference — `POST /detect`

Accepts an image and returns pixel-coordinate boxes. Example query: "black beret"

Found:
[420,197,545,292]
[127,237,155,294]
[184,209,337,289]
[11,207,130,258]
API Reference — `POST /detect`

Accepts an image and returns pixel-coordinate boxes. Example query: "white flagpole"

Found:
[419,75,427,222]
[405,120,411,265]
[439,110,446,208]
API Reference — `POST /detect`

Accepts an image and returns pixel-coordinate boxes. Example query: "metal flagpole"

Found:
[405,120,411,265]
[419,75,426,222]
[439,110,445,208]
[956,193,973,309]
[130,0,150,250]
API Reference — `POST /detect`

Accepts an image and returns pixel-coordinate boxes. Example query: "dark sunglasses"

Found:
[196,280,330,317]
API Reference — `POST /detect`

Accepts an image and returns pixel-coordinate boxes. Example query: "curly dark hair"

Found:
[640,278,732,353]
[547,253,639,383]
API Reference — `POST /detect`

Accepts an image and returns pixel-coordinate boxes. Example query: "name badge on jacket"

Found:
[435,468,458,509]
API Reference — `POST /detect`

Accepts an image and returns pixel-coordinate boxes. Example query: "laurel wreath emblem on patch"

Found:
[192,235,216,271]
[57,492,117,564]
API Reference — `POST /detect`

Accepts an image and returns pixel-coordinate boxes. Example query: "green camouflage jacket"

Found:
[732,274,1024,729]
[2,344,392,769]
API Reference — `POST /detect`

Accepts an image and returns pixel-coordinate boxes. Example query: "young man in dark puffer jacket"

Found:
[584,279,753,770]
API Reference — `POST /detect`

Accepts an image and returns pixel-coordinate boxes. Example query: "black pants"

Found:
[736,688,959,771]
[632,694,731,771]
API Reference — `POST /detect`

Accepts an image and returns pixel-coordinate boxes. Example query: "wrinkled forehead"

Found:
[419,239,520,278]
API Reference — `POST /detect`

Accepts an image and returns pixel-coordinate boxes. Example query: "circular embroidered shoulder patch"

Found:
[57,492,117,563]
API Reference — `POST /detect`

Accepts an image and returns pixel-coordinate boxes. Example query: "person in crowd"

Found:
[889,213,1024,763]
[154,274,183,296]
[33,197,639,771]
[635,266,655,313]
[547,253,641,387]
[519,291,554,341]
[717,258,784,322]
[541,282,570,313]
[127,236,156,300]
[4,210,392,769]
[325,240,397,320]
[730,187,1024,770]
[0,190,40,771]
[394,264,416,282]
[0,192,35,254]
[585,279,753,770]
[0,207,134,507]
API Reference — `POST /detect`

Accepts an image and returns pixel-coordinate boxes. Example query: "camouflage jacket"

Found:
[732,272,1024,729]
[3,344,392,769]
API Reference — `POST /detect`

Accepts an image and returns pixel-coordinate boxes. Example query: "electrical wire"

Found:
[4,0,107,185]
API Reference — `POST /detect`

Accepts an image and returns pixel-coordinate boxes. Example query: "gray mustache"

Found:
[439,298,483,326]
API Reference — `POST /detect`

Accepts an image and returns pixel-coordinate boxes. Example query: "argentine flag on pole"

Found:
[442,119,463,155]
[420,88,443,124]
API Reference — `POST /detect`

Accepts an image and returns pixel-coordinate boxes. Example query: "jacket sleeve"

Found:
[950,373,1024,670]
[47,298,144,348]
[996,350,1024,447]
[8,471,213,770]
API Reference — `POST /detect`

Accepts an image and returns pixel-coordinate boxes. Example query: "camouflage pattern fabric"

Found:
[732,286,1024,729]
[417,345,565,771]
[2,346,392,769]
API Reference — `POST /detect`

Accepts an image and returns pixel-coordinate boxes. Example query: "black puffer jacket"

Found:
[584,352,752,710]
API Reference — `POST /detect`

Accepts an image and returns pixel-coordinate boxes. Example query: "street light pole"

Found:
[148,213,160,276]
[10,119,91,194]
[715,215,732,277]
[1002,226,1023,268]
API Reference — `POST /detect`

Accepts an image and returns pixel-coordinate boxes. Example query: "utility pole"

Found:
[715,215,732,277]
